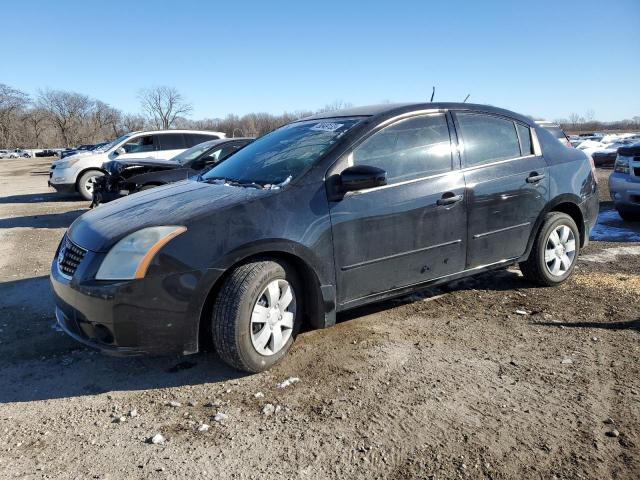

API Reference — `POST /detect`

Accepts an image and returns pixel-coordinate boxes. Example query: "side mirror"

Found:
[191,159,205,170]
[340,165,387,192]
[114,147,126,156]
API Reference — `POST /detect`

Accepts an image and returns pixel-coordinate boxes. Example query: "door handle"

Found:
[526,173,546,183]
[436,193,463,206]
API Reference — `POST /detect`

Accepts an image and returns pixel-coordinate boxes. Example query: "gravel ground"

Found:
[1,158,639,480]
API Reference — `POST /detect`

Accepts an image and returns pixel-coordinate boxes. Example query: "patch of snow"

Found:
[276,377,300,389]
[581,245,640,263]
[589,210,640,243]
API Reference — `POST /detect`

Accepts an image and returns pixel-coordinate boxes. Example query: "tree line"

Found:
[555,110,640,133]
[0,83,353,149]
[3,82,637,149]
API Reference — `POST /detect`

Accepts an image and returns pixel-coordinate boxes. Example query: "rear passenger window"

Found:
[157,134,186,151]
[185,133,219,147]
[351,114,453,184]
[516,123,533,156]
[457,113,521,166]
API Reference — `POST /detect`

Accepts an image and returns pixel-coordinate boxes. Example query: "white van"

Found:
[48,129,225,200]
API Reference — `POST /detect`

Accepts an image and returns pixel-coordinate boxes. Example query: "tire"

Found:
[77,170,104,201]
[617,209,640,222]
[212,259,302,373]
[519,212,580,287]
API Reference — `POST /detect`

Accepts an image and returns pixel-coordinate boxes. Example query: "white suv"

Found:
[49,129,225,200]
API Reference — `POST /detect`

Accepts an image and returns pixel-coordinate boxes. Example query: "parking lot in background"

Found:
[0,156,638,479]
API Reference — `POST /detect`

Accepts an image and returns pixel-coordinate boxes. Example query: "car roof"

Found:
[127,129,227,136]
[301,102,537,127]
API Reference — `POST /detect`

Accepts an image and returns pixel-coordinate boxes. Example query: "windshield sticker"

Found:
[310,122,344,132]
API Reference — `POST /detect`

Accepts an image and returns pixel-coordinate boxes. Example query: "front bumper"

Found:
[48,181,76,193]
[50,243,209,356]
[609,172,640,212]
[91,175,128,205]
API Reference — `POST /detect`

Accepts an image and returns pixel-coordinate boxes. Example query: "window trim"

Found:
[344,168,461,196]
[342,111,457,192]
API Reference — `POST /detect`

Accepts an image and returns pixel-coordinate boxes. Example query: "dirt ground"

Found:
[1,157,639,480]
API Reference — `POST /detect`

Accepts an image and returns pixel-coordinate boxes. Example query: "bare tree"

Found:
[0,84,29,148]
[23,108,49,148]
[92,101,123,139]
[121,113,147,133]
[316,100,354,113]
[138,86,192,129]
[37,89,96,146]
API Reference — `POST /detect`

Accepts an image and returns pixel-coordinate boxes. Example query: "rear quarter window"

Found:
[186,133,220,147]
[456,113,521,167]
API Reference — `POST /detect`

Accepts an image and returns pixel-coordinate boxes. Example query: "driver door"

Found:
[328,113,467,307]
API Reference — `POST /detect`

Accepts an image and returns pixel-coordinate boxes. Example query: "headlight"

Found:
[56,158,80,169]
[614,155,630,174]
[95,226,187,280]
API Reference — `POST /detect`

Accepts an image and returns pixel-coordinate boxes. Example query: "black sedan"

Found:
[91,138,253,205]
[51,103,599,373]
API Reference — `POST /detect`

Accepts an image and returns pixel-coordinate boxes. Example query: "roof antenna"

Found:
[463,94,470,103]
[430,86,435,102]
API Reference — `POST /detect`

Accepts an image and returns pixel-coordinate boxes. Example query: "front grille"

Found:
[58,236,87,277]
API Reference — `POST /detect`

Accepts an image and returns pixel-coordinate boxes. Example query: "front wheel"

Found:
[77,170,104,201]
[520,212,580,286]
[212,259,301,372]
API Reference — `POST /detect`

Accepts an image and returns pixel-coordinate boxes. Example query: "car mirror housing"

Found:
[114,147,126,156]
[340,165,387,192]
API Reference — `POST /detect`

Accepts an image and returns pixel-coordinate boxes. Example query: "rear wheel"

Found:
[77,170,104,201]
[520,212,580,286]
[212,259,301,372]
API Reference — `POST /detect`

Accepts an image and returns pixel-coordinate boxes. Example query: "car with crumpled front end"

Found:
[92,138,253,205]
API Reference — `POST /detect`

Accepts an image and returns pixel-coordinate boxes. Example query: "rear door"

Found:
[453,112,549,268]
[329,112,467,307]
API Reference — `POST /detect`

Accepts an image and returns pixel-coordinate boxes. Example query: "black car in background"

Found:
[91,138,253,205]
[35,149,58,157]
[51,103,599,373]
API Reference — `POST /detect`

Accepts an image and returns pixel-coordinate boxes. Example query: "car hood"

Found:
[103,158,181,174]
[68,180,271,252]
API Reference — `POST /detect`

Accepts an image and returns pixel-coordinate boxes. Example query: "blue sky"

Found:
[2,0,639,121]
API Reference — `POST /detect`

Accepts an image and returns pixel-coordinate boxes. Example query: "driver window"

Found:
[351,114,453,184]
[123,135,155,154]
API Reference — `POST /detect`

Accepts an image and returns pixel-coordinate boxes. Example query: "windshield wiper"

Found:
[200,176,264,189]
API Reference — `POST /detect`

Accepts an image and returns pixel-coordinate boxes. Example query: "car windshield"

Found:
[173,140,219,164]
[95,134,131,152]
[200,118,362,185]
